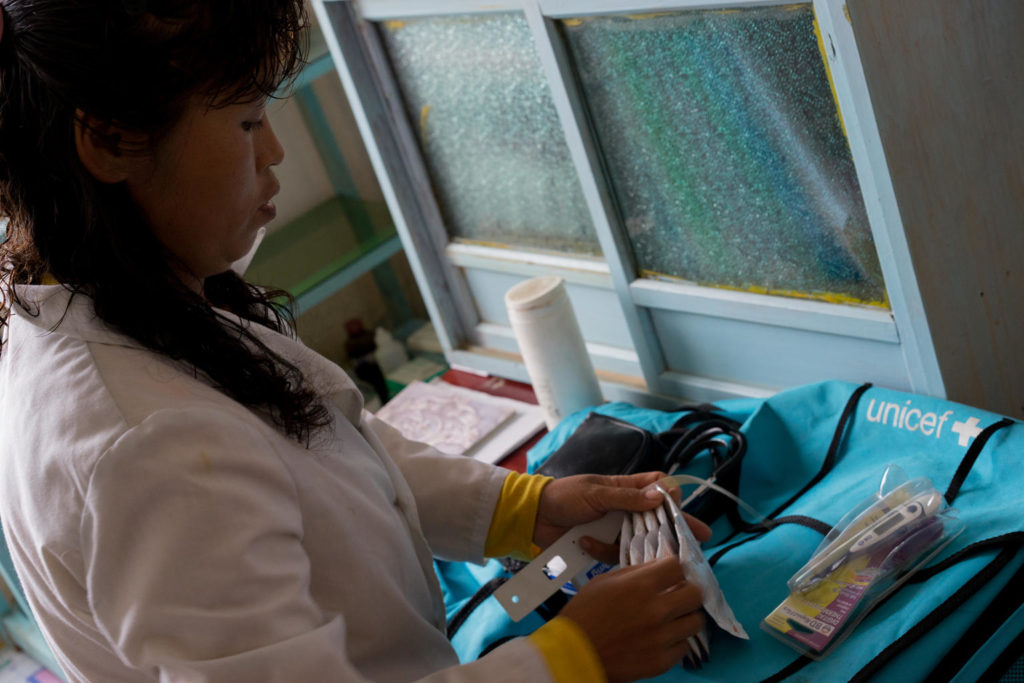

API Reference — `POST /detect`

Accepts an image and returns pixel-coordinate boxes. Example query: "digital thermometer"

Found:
[794,491,942,590]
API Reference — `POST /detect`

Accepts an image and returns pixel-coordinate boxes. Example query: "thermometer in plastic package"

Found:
[794,491,943,589]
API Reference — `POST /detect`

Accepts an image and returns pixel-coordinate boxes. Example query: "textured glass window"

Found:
[561,7,887,306]
[380,14,600,256]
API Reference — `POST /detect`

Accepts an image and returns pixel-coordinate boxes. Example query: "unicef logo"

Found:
[864,398,984,446]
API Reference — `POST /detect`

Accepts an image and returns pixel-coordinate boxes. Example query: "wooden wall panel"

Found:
[848,0,1024,418]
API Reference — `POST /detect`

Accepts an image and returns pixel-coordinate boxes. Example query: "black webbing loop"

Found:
[662,403,728,435]
[709,515,831,567]
[534,589,569,622]
[979,627,1024,681]
[717,383,871,550]
[765,382,872,520]
[759,654,813,683]
[944,417,1015,505]
[478,635,516,658]
[849,535,1024,682]
[446,576,506,639]
[923,552,1024,681]
[907,535,1024,584]
[764,533,1024,682]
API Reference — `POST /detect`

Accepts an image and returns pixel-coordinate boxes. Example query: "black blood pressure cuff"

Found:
[535,412,663,478]
[532,406,749,527]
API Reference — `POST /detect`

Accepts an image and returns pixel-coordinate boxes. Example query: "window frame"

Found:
[312,0,945,404]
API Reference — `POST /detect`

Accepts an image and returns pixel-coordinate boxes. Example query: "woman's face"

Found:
[126,95,284,292]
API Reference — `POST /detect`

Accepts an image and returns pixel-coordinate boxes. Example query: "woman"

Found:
[0,2,707,681]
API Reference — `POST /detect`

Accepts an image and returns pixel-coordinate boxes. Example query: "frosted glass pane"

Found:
[562,7,887,306]
[381,14,600,255]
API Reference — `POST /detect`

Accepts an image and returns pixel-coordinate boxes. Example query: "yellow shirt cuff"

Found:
[528,617,607,683]
[484,471,552,560]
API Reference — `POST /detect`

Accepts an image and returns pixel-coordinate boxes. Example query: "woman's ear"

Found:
[73,111,141,184]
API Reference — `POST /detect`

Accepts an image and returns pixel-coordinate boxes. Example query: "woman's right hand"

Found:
[557,556,704,683]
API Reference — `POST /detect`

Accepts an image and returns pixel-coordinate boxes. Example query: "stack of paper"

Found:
[375,381,545,464]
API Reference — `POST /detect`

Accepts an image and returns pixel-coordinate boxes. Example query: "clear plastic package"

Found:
[762,465,963,659]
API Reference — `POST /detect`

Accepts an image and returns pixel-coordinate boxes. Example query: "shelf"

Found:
[252,23,412,320]
[293,233,403,316]
[247,196,400,315]
[290,52,336,92]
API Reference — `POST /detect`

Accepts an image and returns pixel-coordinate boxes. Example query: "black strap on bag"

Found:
[728,413,1012,573]
[708,383,872,567]
[708,515,832,568]
[922,546,1024,681]
[944,418,1015,504]
[851,534,1024,683]
[446,577,507,640]
[765,382,873,522]
[980,628,1024,681]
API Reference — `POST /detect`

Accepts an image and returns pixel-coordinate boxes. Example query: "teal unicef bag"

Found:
[437,380,1023,681]
[691,381,1023,683]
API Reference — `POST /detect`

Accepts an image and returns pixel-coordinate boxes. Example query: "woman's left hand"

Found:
[533,472,712,564]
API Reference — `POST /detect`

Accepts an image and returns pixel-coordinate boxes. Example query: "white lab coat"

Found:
[0,285,553,683]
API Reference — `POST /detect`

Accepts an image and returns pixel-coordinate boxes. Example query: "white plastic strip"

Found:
[660,474,767,524]
[495,511,624,622]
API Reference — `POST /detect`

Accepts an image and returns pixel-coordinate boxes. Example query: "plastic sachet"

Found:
[618,476,751,667]
[762,465,963,659]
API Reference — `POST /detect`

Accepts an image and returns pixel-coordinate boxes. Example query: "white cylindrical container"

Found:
[505,276,603,430]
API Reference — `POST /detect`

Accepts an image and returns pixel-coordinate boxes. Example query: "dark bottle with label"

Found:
[344,318,389,404]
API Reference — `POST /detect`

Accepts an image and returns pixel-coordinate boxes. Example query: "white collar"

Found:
[13,285,136,348]
[12,285,364,424]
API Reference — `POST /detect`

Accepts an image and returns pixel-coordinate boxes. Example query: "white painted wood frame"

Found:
[312,0,946,404]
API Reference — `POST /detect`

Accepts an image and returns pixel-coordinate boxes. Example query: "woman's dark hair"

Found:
[0,0,331,443]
